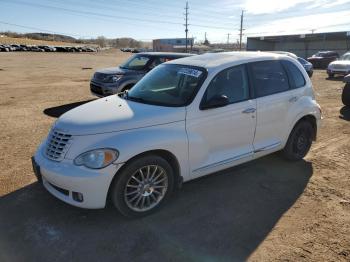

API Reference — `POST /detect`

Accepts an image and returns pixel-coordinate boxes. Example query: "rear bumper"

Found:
[33,143,121,209]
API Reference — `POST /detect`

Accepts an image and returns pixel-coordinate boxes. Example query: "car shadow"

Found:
[43,100,94,118]
[326,76,344,81]
[340,106,350,121]
[0,154,312,261]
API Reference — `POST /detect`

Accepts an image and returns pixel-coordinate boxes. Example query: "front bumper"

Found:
[33,143,122,209]
[327,69,350,75]
[90,81,119,97]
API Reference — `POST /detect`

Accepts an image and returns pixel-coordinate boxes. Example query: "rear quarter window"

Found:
[282,60,306,89]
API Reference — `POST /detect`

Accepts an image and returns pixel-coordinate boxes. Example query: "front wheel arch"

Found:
[107,149,182,204]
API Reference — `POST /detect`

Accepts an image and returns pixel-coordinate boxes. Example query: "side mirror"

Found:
[200,94,229,110]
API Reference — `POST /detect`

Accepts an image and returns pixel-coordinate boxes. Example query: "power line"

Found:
[1,0,235,31]
[184,1,189,52]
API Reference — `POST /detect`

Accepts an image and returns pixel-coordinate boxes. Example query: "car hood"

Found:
[308,56,323,60]
[55,95,186,135]
[95,66,144,75]
[329,60,350,66]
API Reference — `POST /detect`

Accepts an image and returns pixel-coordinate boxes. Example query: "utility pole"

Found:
[227,33,231,44]
[184,1,189,52]
[239,10,244,50]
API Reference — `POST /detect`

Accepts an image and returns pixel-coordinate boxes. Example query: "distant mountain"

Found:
[0,31,150,48]
[1,31,78,43]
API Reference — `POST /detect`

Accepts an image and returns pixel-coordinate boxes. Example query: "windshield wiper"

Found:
[126,95,147,103]
[122,91,147,103]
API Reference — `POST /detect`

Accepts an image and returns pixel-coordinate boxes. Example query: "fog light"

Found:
[72,192,84,202]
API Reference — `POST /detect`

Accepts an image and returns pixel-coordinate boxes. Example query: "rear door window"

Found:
[249,60,290,98]
[282,60,306,89]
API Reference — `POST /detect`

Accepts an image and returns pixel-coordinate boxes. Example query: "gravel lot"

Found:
[0,50,349,261]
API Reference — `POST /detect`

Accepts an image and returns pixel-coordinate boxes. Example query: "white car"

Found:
[33,52,322,217]
[327,52,350,78]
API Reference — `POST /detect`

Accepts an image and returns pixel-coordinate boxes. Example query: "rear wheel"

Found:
[283,120,314,161]
[111,155,174,217]
[342,83,350,107]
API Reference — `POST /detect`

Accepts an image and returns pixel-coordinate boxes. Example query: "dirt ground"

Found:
[0,50,349,262]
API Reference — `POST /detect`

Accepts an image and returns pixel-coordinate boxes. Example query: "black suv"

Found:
[307,51,339,69]
[90,52,195,97]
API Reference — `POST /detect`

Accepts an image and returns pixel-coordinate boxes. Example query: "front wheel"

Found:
[282,121,314,161]
[328,73,334,78]
[342,83,350,107]
[111,155,174,217]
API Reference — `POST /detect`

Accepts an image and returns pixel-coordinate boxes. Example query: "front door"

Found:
[186,64,257,179]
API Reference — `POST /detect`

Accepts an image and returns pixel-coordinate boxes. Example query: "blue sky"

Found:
[0,0,349,43]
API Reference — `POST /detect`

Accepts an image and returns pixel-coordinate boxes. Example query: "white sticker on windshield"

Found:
[178,68,202,78]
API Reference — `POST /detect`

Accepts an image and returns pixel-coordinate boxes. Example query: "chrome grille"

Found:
[94,72,109,82]
[45,129,72,161]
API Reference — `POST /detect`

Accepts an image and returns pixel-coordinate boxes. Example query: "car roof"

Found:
[166,51,290,69]
[137,52,195,57]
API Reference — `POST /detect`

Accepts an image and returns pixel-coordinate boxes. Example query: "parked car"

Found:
[10,44,22,51]
[342,74,350,106]
[327,52,350,78]
[33,52,321,217]
[38,45,56,52]
[0,44,10,52]
[269,51,297,59]
[28,46,45,52]
[307,51,339,69]
[297,57,313,77]
[90,52,195,97]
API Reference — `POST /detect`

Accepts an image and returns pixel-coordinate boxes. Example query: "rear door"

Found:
[248,60,293,153]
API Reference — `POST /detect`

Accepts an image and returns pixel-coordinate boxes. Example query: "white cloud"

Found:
[241,0,350,14]
[243,0,313,14]
[245,10,350,36]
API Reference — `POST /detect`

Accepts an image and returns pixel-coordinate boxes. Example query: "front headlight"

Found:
[106,75,123,83]
[74,148,119,169]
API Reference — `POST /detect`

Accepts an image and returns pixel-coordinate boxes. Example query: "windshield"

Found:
[297,57,308,64]
[120,55,151,70]
[313,52,327,57]
[126,64,207,107]
[340,54,350,61]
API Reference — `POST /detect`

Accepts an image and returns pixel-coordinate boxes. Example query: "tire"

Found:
[328,73,334,78]
[282,120,314,161]
[342,83,350,107]
[110,155,175,217]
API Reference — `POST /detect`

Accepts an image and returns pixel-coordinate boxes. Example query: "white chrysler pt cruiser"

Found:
[33,52,321,217]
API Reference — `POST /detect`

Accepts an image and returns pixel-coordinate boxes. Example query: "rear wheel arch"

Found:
[294,115,317,141]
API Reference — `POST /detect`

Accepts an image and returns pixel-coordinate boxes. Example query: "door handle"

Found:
[242,108,256,114]
[289,96,298,103]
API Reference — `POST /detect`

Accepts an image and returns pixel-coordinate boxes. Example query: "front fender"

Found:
[65,121,190,181]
